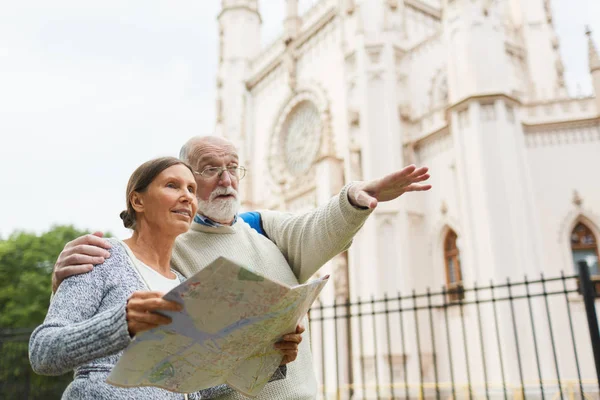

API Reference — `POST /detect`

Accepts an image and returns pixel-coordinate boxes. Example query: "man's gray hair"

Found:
[179,143,191,164]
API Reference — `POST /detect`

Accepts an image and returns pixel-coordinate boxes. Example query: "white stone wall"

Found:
[401,35,445,118]
[218,0,600,396]
[246,65,289,208]
[526,122,600,277]
[415,131,461,290]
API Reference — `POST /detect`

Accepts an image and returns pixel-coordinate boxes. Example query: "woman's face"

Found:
[136,164,198,236]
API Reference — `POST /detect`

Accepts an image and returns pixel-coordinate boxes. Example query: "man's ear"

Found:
[130,192,145,213]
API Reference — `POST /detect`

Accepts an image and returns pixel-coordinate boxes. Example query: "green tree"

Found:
[0,225,108,399]
[0,225,91,327]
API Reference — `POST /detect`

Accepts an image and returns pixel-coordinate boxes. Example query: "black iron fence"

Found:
[1,264,599,399]
[309,263,600,399]
[0,328,71,399]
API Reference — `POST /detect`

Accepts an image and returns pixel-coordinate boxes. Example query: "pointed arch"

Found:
[570,220,599,277]
[558,210,600,276]
[443,229,462,285]
[441,226,464,302]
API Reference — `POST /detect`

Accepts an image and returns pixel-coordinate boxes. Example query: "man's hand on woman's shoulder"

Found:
[52,231,112,293]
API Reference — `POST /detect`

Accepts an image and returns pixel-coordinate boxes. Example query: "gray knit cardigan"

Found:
[29,239,284,399]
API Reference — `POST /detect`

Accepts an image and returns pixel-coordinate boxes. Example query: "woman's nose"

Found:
[181,189,195,202]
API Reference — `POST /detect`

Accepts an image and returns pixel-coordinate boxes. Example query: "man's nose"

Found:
[218,170,233,186]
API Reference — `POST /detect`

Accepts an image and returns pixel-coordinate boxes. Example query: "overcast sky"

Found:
[0,0,598,240]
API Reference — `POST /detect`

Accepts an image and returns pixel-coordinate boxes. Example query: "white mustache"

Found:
[209,186,238,201]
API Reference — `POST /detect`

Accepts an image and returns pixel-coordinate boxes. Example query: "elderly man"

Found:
[52,136,431,399]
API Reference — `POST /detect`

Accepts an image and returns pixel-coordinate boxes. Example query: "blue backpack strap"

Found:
[239,211,267,237]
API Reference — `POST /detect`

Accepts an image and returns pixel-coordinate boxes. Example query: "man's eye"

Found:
[188,186,195,193]
[204,167,219,176]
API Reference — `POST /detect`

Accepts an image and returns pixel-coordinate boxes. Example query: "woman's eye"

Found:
[167,182,177,188]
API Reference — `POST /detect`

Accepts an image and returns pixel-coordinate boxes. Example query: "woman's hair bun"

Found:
[119,210,135,229]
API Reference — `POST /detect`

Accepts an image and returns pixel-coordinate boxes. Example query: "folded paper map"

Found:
[107,257,328,397]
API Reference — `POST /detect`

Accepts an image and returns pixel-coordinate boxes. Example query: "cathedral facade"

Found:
[215,0,600,396]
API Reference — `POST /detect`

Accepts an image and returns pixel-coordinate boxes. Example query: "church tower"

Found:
[444,0,544,283]
[216,0,262,207]
[508,0,566,100]
[444,0,553,384]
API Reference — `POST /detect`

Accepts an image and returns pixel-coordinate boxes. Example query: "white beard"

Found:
[197,186,240,223]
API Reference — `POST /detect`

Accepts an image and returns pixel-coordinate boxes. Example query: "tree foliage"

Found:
[0,225,91,328]
[0,225,109,399]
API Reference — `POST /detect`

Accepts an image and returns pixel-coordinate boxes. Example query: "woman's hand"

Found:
[126,291,183,336]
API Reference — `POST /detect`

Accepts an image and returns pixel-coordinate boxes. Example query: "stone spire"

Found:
[587,27,600,73]
[216,0,261,182]
[284,0,301,44]
[586,27,600,114]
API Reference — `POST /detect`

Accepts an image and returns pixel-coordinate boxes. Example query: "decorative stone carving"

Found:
[414,129,452,161]
[345,0,356,15]
[573,190,583,207]
[284,52,298,91]
[505,104,515,123]
[268,83,335,190]
[319,109,336,161]
[394,47,404,66]
[368,70,384,81]
[481,103,496,121]
[348,109,360,127]
[349,149,363,181]
[216,97,223,123]
[286,190,317,213]
[398,104,411,121]
[457,109,469,128]
[441,201,448,215]
[404,142,416,165]
[365,44,384,65]
[345,52,356,74]
[219,27,224,64]
[346,78,356,91]
[524,124,600,147]
[429,69,448,110]
[332,253,350,300]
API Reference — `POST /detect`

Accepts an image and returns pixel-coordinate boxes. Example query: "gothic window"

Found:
[444,230,464,302]
[280,101,322,175]
[571,222,599,277]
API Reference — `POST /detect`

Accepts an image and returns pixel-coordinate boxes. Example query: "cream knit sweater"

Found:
[171,184,372,400]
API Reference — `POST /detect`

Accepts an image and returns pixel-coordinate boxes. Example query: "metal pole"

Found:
[577,260,600,392]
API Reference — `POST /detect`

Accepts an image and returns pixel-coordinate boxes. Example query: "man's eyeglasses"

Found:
[194,166,247,180]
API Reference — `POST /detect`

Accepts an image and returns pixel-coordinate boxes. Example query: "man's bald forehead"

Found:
[192,136,235,148]
[181,136,239,166]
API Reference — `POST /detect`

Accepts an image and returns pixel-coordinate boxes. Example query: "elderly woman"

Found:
[29,157,242,399]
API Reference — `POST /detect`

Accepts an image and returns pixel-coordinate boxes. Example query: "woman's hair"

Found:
[120,157,194,230]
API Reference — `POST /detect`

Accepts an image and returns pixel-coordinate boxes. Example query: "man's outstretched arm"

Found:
[261,164,431,283]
